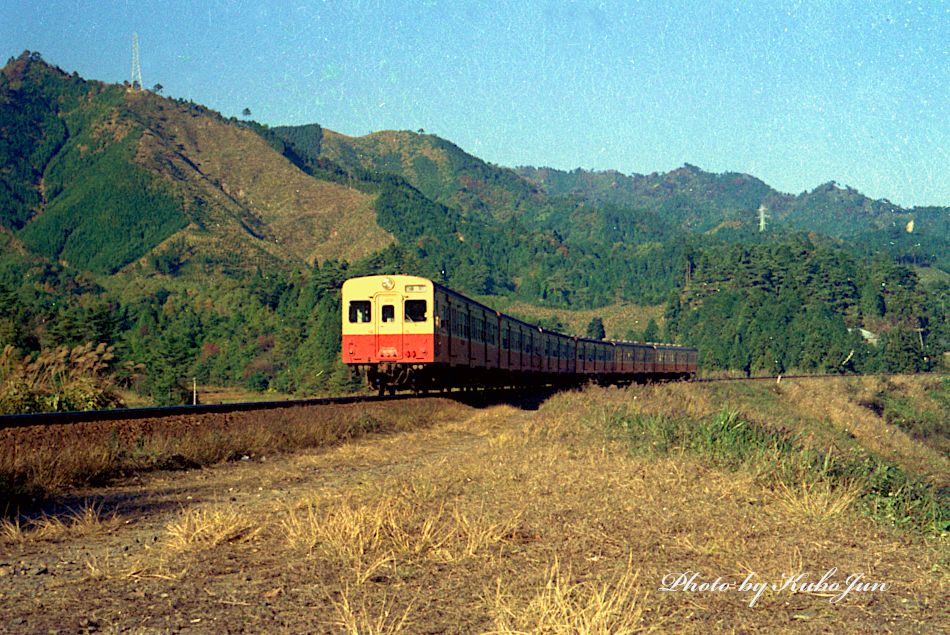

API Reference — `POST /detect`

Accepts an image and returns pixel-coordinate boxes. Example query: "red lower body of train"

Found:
[342,275,698,394]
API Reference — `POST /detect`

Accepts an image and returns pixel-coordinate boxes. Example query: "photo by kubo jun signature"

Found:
[658,568,889,607]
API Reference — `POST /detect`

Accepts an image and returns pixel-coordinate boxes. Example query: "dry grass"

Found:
[774,478,863,521]
[492,557,649,635]
[163,506,262,551]
[779,377,949,484]
[1,398,468,503]
[549,378,948,534]
[119,503,267,581]
[330,588,415,635]
[280,495,523,580]
[1,502,119,544]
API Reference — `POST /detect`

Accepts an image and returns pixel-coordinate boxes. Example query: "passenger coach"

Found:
[341,274,697,394]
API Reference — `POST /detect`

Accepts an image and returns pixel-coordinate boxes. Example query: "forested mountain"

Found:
[273,125,547,223]
[271,122,947,275]
[0,52,946,411]
[0,51,391,278]
[516,165,929,238]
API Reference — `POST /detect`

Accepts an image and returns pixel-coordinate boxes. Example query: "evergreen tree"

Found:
[586,317,606,340]
[881,326,928,373]
[641,318,659,342]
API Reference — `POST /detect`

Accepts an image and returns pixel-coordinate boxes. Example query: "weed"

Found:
[163,505,262,551]
[330,587,414,634]
[0,502,119,543]
[775,479,862,520]
[492,556,647,634]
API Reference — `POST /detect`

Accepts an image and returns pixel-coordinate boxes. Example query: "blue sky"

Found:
[3,1,947,206]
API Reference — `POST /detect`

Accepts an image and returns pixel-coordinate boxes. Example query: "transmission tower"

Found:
[757,204,768,232]
[130,33,143,90]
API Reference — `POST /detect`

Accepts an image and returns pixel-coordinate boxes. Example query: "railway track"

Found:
[0,393,420,430]
[0,384,549,430]
[0,373,925,430]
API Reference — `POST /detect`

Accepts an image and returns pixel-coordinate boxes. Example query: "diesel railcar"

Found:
[341,274,698,394]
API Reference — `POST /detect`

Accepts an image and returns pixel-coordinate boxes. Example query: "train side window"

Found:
[348,301,372,323]
[382,304,395,323]
[405,299,427,322]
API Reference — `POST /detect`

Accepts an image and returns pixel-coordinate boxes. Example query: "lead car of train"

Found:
[341,274,698,394]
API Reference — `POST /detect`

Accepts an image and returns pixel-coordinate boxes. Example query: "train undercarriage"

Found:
[361,362,694,395]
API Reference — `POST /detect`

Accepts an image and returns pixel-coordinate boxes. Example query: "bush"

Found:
[0,343,124,414]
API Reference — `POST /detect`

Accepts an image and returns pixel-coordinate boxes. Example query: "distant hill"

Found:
[271,120,946,271]
[273,126,546,222]
[0,51,391,278]
[515,164,935,238]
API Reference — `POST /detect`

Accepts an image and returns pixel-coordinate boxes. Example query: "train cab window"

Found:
[382,304,395,323]
[405,299,427,322]
[348,301,372,323]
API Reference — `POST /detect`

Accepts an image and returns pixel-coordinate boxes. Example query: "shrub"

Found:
[0,343,124,414]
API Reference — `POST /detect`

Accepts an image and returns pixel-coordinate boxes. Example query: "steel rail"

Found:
[0,393,418,430]
[0,384,540,430]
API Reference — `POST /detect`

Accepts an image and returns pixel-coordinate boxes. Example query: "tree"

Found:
[880,326,929,373]
[586,317,605,340]
[641,318,659,342]
[537,316,566,332]
[242,107,251,117]
[152,83,163,94]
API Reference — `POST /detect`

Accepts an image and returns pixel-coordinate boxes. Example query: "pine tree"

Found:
[586,317,606,340]
[641,318,659,342]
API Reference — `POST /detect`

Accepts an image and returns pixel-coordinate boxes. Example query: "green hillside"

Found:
[297,128,545,222]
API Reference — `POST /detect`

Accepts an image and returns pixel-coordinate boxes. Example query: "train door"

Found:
[376,293,402,358]
[466,306,473,366]
[501,319,510,370]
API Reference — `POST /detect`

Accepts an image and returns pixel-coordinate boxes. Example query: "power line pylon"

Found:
[130,33,143,91]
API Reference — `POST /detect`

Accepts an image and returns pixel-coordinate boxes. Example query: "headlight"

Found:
[381,277,395,290]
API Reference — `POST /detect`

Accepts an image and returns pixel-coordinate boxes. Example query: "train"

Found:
[341,274,698,394]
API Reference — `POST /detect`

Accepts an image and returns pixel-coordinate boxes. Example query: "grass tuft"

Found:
[330,587,415,634]
[492,556,647,635]
[163,505,262,551]
[775,479,862,521]
[1,502,119,543]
